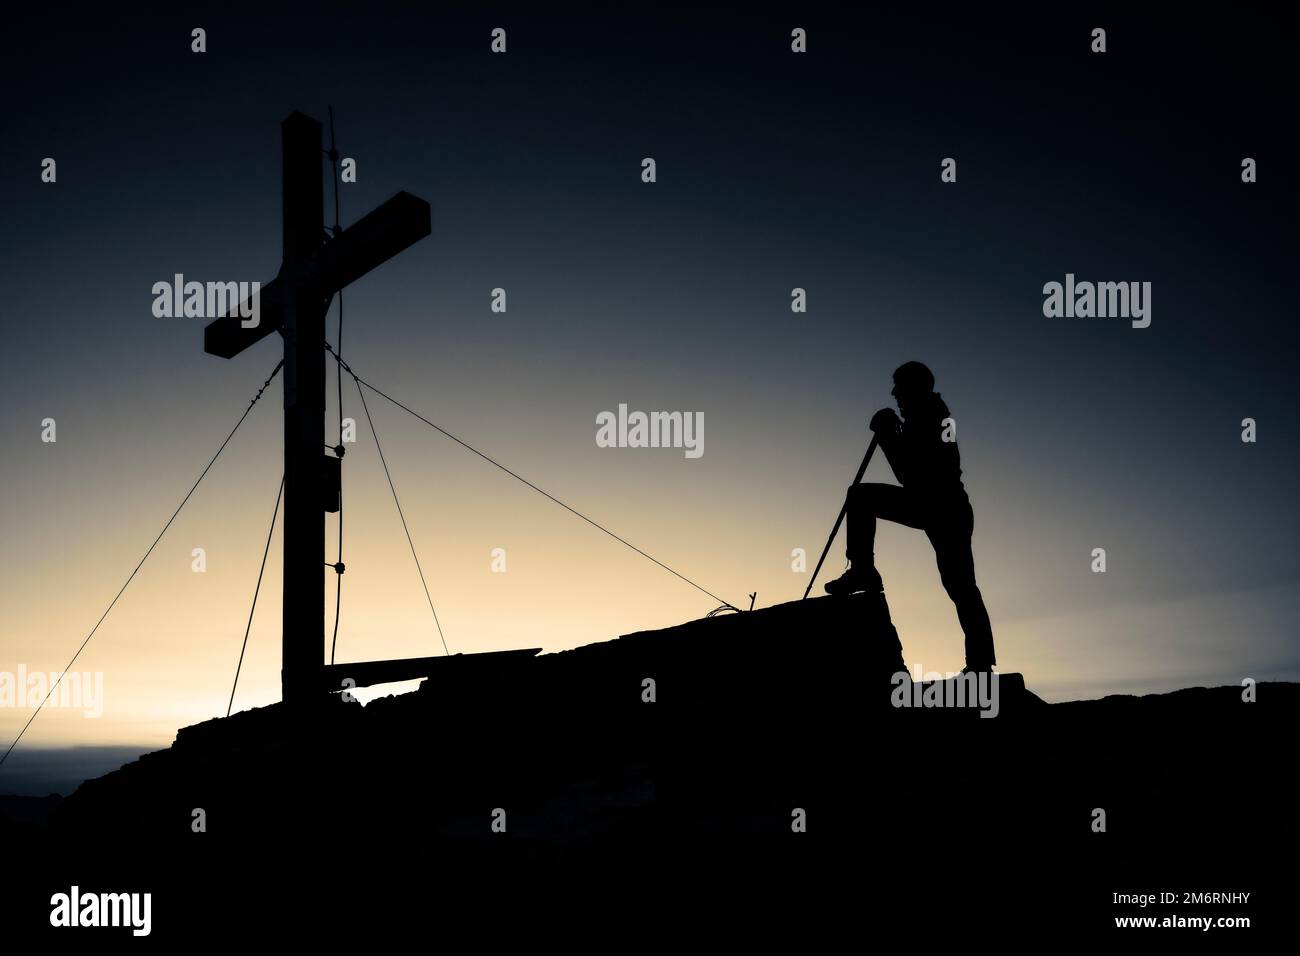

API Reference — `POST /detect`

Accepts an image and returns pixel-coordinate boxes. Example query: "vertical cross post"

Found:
[204,111,432,707]
[280,113,326,706]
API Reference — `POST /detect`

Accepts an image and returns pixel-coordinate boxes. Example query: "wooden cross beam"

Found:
[202,190,432,359]
[203,111,431,706]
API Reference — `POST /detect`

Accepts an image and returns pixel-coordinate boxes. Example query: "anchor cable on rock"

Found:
[227,474,285,718]
[352,371,451,657]
[0,361,284,771]
[324,343,739,610]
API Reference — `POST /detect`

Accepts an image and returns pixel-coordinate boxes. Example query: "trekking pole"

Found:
[803,435,878,600]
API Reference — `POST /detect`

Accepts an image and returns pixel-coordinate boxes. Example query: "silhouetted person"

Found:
[824,362,996,671]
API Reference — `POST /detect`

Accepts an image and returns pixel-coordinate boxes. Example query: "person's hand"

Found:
[869,407,900,434]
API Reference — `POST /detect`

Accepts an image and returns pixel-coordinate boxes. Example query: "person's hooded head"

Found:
[891,361,941,420]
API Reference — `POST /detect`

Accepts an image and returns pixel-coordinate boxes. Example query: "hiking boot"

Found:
[823,564,883,596]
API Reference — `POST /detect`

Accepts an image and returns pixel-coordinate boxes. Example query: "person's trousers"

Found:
[846,483,996,668]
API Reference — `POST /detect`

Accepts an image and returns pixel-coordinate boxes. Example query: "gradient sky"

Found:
[2,5,1296,770]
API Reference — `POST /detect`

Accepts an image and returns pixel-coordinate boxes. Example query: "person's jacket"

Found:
[879,392,968,503]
